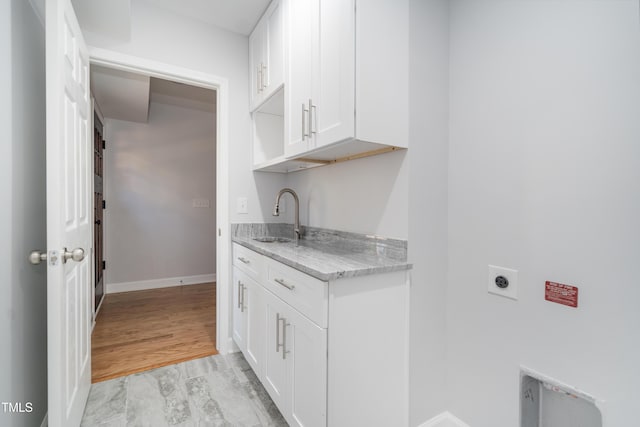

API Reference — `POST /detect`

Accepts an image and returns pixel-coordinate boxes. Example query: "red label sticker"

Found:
[545,281,578,308]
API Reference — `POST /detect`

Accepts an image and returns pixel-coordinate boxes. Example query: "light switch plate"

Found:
[488,265,518,300]
[237,197,248,214]
[192,198,210,208]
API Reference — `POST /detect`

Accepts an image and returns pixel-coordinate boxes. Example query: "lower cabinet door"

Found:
[288,306,327,427]
[232,267,246,352]
[244,277,265,376]
[263,292,290,414]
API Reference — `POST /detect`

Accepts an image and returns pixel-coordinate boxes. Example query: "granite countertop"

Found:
[231,223,412,282]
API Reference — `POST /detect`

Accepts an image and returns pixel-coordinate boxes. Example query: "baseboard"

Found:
[419,411,470,427]
[40,412,47,427]
[106,274,216,294]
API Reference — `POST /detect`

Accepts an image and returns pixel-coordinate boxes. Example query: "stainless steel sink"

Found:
[253,236,292,243]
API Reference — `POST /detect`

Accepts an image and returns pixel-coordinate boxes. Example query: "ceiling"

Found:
[72,0,270,37]
[139,0,270,35]
[91,65,216,123]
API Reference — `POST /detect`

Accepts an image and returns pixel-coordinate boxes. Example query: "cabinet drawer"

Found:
[265,257,328,328]
[232,243,266,282]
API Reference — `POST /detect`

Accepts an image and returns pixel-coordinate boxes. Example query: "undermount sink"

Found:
[253,236,292,243]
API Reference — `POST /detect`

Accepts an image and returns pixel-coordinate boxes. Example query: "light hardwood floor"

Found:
[91,282,218,383]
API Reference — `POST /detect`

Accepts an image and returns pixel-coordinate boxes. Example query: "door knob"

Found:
[28,250,47,265]
[63,247,85,263]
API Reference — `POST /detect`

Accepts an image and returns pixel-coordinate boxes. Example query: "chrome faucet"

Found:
[273,188,300,245]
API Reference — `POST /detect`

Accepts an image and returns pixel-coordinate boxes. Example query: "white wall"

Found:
[82,0,286,224]
[0,0,48,425]
[407,0,450,424]
[446,1,640,426]
[282,150,409,239]
[104,101,216,286]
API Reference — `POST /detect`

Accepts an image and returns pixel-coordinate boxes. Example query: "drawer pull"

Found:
[238,256,250,264]
[274,278,294,290]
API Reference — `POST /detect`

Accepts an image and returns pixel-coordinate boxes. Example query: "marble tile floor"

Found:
[81,352,288,427]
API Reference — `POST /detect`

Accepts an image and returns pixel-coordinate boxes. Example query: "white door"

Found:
[315,0,355,148]
[263,292,290,414]
[244,277,265,376]
[232,267,247,351]
[285,0,315,157]
[46,0,93,426]
[288,307,327,427]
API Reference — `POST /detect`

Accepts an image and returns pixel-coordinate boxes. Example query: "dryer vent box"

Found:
[520,369,602,427]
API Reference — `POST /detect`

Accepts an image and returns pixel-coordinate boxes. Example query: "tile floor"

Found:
[81,352,287,426]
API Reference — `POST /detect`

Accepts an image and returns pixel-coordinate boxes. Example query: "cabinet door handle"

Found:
[237,281,242,309]
[274,278,294,290]
[276,313,283,353]
[310,101,317,135]
[238,256,250,264]
[261,63,267,89]
[282,317,290,360]
[308,98,314,137]
[241,283,246,312]
[301,103,309,141]
[257,66,262,93]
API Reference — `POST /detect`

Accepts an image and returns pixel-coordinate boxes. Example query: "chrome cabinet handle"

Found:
[308,98,314,137]
[261,63,267,89]
[240,285,247,313]
[274,278,294,290]
[282,317,290,360]
[257,66,262,93]
[63,247,85,264]
[29,250,47,265]
[276,313,283,353]
[237,281,242,309]
[238,257,250,264]
[302,103,309,141]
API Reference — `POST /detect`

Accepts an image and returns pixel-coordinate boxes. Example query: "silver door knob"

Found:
[63,247,85,263]
[29,250,47,265]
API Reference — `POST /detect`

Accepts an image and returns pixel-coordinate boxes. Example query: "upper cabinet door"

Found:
[315,0,355,148]
[250,0,285,112]
[249,23,265,110]
[284,0,316,157]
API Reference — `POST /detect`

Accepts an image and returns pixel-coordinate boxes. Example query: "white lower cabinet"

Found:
[264,290,327,427]
[232,266,265,376]
[232,243,408,427]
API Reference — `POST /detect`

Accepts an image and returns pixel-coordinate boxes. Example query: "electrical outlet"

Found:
[488,265,518,300]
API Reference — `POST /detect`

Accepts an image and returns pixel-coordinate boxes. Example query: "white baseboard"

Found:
[420,411,470,427]
[106,274,216,294]
[40,412,48,427]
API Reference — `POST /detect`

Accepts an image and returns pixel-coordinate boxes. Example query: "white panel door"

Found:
[288,307,327,427]
[244,277,266,377]
[285,0,315,157]
[315,0,355,148]
[232,267,247,352]
[46,0,92,426]
[249,21,264,110]
[263,292,290,414]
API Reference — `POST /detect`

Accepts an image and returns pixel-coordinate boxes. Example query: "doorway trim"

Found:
[88,46,232,355]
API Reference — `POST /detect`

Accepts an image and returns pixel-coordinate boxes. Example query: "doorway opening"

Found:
[89,63,220,382]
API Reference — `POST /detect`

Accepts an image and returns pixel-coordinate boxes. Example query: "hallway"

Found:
[91,283,217,383]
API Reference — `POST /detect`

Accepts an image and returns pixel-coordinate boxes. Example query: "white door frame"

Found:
[88,47,232,355]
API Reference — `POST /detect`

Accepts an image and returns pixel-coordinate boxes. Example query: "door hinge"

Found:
[102,200,106,209]
[102,260,106,270]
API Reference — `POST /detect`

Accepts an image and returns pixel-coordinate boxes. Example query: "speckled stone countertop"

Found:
[231,223,412,281]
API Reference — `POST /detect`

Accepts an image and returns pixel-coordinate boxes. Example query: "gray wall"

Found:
[104,101,217,286]
[0,0,48,426]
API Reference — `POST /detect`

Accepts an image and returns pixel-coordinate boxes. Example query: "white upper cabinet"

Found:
[250,0,285,111]
[284,0,409,161]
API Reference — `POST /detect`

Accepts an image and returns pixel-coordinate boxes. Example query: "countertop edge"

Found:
[231,238,412,282]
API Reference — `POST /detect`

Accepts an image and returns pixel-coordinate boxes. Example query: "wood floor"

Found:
[91,282,218,383]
